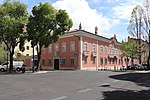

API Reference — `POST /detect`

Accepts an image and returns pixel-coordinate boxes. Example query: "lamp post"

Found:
[32,46,34,73]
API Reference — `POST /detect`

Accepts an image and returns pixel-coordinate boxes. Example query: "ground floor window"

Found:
[105,58,107,65]
[84,57,87,64]
[70,58,75,64]
[42,59,45,65]
[48,59,51,65]
[61,58,66,64]
[93,57,96,64]
[100,58,103,65]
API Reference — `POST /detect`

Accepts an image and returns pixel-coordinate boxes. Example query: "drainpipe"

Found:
[79,34,83,70]
[96,40,98,70]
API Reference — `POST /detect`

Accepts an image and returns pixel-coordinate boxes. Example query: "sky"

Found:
[0,0,143,42]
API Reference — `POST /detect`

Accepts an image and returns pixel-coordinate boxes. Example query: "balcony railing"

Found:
[92,51,97,57]
[108,53,118,58]
[83,50,89,57]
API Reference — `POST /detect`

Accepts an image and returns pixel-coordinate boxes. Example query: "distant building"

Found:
[128,37,149,64]
[15,41,37,57]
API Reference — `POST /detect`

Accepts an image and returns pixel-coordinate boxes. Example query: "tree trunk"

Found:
[9,49,14,73]
[37,46,42,71]
[147,30,150,69]
[131,58,134,66]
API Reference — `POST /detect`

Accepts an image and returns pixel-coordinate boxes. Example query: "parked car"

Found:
[0,61,25,73]
[142,64,149,70]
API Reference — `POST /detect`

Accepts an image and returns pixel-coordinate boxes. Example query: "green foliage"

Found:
[27,2,73,47]
[27,2,73,69]
[121,39,141,60]
[0,44,8,63]
[0,1,28,72]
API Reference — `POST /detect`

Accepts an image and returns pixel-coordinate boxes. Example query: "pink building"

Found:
[39,29,126,70]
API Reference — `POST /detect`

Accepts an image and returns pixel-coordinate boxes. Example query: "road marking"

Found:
[52,96,68,100]
[112,80,120,83]
[78,88,92,93]
[99,83,110,87]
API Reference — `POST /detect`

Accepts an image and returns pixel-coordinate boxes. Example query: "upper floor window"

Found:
[48,44,52,53]
[100,45,103,54]
[55,42,59,51]
[26,46,29,50]
[84,42,88,51]
[42,46,46,53]
[104,46,107,54]
[62,42,66,52]
[111,46,114,55]
[93,43,96,52]
[70,41,75,52]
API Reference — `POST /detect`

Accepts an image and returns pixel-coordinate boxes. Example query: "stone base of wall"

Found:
[98,66,123,71]
[82,67,97,71]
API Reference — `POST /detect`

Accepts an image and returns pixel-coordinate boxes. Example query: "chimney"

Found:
[114,34,116,38]
[95,26,98,35]
[79,22,82,30]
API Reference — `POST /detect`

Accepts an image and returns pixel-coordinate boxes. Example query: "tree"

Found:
[121,39,141,66]
[0,44,8,63]
[0,1,28,73]
[127,5,144,64]
[128,5,143,39]
[27,2,73,70]
[142,0,150,68]
[128,0,150,67]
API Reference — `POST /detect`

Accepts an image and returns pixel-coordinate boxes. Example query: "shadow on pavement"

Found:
[102,72,150,100]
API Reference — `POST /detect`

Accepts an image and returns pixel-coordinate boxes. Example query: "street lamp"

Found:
[32,46,34,73]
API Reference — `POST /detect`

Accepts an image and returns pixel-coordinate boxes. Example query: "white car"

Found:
[0,61,25,73]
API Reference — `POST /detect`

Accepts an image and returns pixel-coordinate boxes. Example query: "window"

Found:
[62,42,66,52]
[119,59,121,65]
[70,58,75,64]
[42,47,46,53]
[61,58,66,64]
[93,57,96,64]
[112,58,114,64]
[42,59,45,65]
[70,41,75,52]
[48,44,52,53]
[26,46,29,50]
[100,45,103,54]
[55,42,59,51]
[84,57,87,64]
[104,46,107,54]
[111,46,114,55]
[84,42,88,51]
[48,59,51,65]
[100,58,103,65]
[105,58,107,65]
[93,43,96,52]
[115,49,118,55]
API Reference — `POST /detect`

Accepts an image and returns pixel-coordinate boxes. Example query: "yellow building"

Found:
[15,41,37,57]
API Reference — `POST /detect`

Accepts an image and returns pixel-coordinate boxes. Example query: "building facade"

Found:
[39,30,125,70]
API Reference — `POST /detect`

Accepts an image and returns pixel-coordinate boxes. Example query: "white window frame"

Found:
[84,42,88,51]
[48,44,52,53]
[62,42,66,52]
[70,41,75,52]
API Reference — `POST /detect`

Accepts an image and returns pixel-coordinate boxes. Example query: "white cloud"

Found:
[53,0,112,34]
[112,0,142,20]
